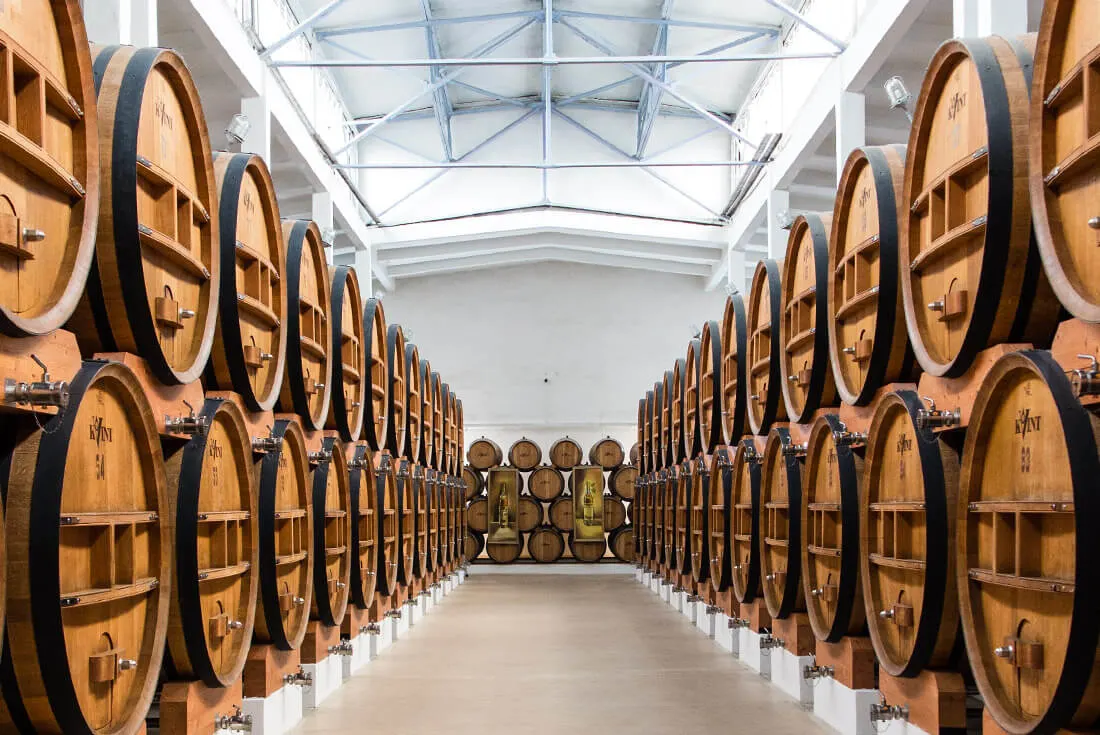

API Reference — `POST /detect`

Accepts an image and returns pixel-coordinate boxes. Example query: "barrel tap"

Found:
[1070,354,1100,397]
[915,396,960,430]
[165,400,210,436]
[758,631,785,652]
[251,425,281,453]
[213,706,253,732]
[328,640,355,657]
[802,663,835,680]
[4,354,69,409]
[283,667,313,688]
[869,695,908,723]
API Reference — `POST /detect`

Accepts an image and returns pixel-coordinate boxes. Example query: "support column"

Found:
[83,0,158,46]
[766,189,790,260]
[834,91,865,183]
[954,0,1028,37]
[727,248,746,296]
[354,248,373,298]
[240,97,272,162]
[312,192,334,265]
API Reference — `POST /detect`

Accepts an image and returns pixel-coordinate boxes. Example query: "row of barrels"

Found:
[462,459,637,503]
[466,525,634,564]
[633,2,1100,733]
[467,435,636,475]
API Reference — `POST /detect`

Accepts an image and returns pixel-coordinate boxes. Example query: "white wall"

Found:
[381,260,726,460]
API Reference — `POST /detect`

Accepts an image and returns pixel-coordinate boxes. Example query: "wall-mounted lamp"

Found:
[883,76,913,122]
[775,208,797,230]
[225,113,252,151]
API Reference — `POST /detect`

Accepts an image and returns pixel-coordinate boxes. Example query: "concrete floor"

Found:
[290,567,831,734]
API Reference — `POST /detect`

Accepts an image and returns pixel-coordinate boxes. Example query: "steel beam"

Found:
[261,0,349,59]
[340,160,763,170]
[418,0,454,161]
[636,0,674,159]
[553,10,779,35]
[761,0,847,51]
[316,10,543,39]
[271,50,840,68]
[541,0,553,202]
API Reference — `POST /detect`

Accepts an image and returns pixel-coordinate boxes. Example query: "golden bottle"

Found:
[582,479,597,525]
[498,486,511,529]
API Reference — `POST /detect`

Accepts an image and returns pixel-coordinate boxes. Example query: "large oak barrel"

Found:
[418,358,434,465]
[661,370,674,466]
[683,339,703,459]
[411,465,429,579]
[164,396,257,687]
[276,220,332,430]
[462,464,485,500]
[801,414,866,643]
[465,530,484,561]
[528,526,565,563]
[635,478,648,559]
[439,475,453,566]
[747,259,787,435]
[486,541,521,564]
[902,35,1059,378]
[828,146,915,405]
[430,372,444,470]
[861,389,960,677]
[688,455,711,583]
[347,443,378,609]
[707,446,734,593]
[254,418,312,650]
[327,266,366,442]
[721,295,750,443]
[1030,1,1100,322]
[670,358,687,464]
[309,436,350,628]
[608,464,636,501]
[652,472,667,565]
[698,321,724,452]
[0,360,168,735]
[76,46,218,385]
[467,497,489,533]
[443,386,457,474]
[362,298,388,451]
[384,325,407,457]
[394,458,415,585]
[604,495,627,532]
[372,452,399,596]
[730,439,763,604]
[548,496,573,533]
[958,350,1100,733]
[548,436,583,471]
[652,379,664,470]
[403,343,422,461]
[508,437,541,470]
[629,442,639,466]
[456,399,464,472]
[609,526,633,563]
[468,437,502,470]
[780,213,838,422]
[569,534,606,563]
[663,466,679,570]
[517,496,543,533]
[589,436,625,470]
[673,462,693,575]
[0,0,98,336]
[637,399,648,474]
[528,465,564,502]
[425,470,440,573]
[205,152,286,411]
[760,427,805,619]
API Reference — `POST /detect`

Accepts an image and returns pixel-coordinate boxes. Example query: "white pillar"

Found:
[727,247,746,295]
[83,0,157,46]
[834,91,865,184]
[766,189,790,260]
[240,97,272,162]
[356,248,374,298]
[954,0,1028,37]
[312,192,335,265]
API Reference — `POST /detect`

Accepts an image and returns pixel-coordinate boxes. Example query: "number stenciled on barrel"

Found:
[90,415,113,479]
[858,185,871,232]
[1014,407,1040,474]
[896,432,912,479]
[208,437,223,486]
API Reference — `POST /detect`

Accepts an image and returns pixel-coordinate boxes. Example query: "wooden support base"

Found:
[813,636,876,690]
[771,611,814,656]
[738,598,771,632]
[301,621,340,665]
[96,352,204,438]
[837,382,918,434]
[787,409,836,444]
[158,678,244,735]
[243,644,302,700]
[207,391,273,442]
[0,330,81,418]
[878,668,966,735]
[916,344,1030,431]
[1051,318,1100,409]
[276,413,324,453]
[341,604,373,638]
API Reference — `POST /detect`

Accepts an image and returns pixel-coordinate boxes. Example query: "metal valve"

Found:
[832,430,867,447]
[117,658,138,672]
[686,594,701,603]
[879,608,895,620]
[728,618,749,630]
[750,394,760,402]
[672,586,684,594]
[22,227,46,244]
[1088,216,1100,230]
[994,643,1015,661]
[308,448,333,465]
[213,706,253,732]
[404,598,417,607]
[782,442,807,458]
[252,427,281,453]
[842,346,856,355]
[811,587,824,597]
[915,396,960,430]
[1070,354,1100,397]
[283,668,313,688]
[396,466,409,480]
[328,640,355,657]
[375,453,393,475]
[765,573,777,582]
[927,300,945,312]
[227,620,245,631]
[165,400,210,436]
[361,623,381,635]
[4,354,69,409]
[869,701,908,723]
[348,455,369,470]
[385,608,402,619]
[803,664,834,680]
[759,633,785,651]
[705,605,721,615]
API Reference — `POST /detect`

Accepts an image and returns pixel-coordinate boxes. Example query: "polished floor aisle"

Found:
[290,567,830,734]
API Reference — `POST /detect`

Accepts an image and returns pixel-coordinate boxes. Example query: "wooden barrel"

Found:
[651,380,664,471]
[902,34,1059,378]
[608,464,636,501]
[456,400,464,473]
[604,495,628,532]
[394,459,415,585]
[780,213,838,422]
[403,343,422,461]
[861,389,960,677]
[569,534,606,563]
[361,298,389,451]
[637,399,648,474]
[663,466,679,570]
[589,436,625,470]
[326,266,366,442]
[425,470,441,572]
[347,443,378,609]
[747,259,787,435]
[430,372,444,470]
[707,446,735,593]
[438,475,452,567]
[467,437,502,472]
[635,477,648,559]
[683,339,703,459]
[254,418,312,650]
[443,385,457,475]
[957,350,1100,733]
[661,370,674,466]
[372,452,399,596]
[462,465,485,500]
[486,540,522,564]
[760,427,805,619]
[549,436,584,471]
[688,455,712,583]
[517,496,543,533]
[731,439,763,604]
[502,437,537,471]
[465,530,485,561]
[164,396,257,687]
[76,46,218,385]
[1030,2,1100,321]
[629,442,640,466]
[652,472,667,565]
[0,1,98,336]
[801,414,866,643]
[310,435,350,627]
[722,295,750,443]
[528,465,565,502]
[206,152,287,411]
[0,360,169,734]
[411,464,429,580]
[673,462,694,575]
[418,358,434,465]
[698,322,723,453]
[671,358,687,464]
[609,526,634,563]
[548,496,573,533]
[451,479,463,564]
[384,325,407,457]
[828,146,915,405]
[276,220,333,430]
[467,497,489,533]
[528,526,565,563]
